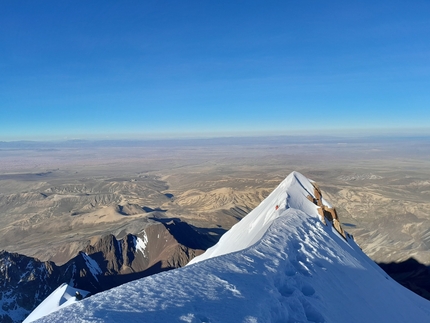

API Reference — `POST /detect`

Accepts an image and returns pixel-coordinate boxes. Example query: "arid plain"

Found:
[1,136,430,266]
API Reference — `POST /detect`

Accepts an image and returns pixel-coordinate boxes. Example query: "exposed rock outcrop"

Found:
[307,182,348,240]
[0,251,63,323]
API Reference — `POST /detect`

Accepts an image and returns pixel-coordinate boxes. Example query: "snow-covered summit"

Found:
[33,171,430,323]
[189,171,342,265]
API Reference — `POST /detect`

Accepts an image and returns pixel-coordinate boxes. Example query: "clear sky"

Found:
[1,1,430,140]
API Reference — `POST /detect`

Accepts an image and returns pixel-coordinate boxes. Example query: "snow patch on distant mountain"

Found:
[116,238,122,256]
[80,252,102,280]
[133,232,148,256]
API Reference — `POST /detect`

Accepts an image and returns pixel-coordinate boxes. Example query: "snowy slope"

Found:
[23,283,89,323]
[33,171,430,323]
[188,171,321,265]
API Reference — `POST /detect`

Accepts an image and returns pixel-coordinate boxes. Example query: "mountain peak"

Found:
[189,171,349,265]
[28,172,430,322]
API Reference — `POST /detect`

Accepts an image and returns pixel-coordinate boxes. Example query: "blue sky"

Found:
[1,1,430,140]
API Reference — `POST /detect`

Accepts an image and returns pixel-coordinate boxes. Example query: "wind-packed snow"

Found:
[31,171,430,323]
[23,283,89,323]
[81,252,102,281]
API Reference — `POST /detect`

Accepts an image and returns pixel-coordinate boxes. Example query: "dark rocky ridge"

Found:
[378,258,430,301]
[0,219,215,323]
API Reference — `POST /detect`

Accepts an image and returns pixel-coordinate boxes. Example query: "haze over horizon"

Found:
[2,1,430,141]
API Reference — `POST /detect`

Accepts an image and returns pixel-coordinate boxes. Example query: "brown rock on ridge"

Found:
[308,182,348,240]
[76,219,212,290]
[144,220,209,270]
[83,220,208,276]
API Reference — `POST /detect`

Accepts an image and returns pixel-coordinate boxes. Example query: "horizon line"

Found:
[1,130,430,144]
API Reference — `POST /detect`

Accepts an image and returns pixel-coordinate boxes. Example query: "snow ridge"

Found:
[23,283,89,323]
[31,171,430,323]
[189,171,324,265]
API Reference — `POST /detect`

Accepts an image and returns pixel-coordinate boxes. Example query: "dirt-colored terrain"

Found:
[1,136,429,265]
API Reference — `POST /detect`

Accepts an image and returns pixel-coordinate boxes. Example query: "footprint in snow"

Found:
[285,265,296,276]
[278,284,296,297]
[299,297,325,323]
[301,283,316,297]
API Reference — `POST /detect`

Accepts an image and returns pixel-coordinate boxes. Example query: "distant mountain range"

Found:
[0,219,213,323]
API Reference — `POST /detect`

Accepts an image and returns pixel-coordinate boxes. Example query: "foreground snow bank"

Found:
[23,283,89,323]
[32,172,430,323]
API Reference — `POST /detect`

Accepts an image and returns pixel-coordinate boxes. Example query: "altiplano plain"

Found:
[1,136,430,266]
